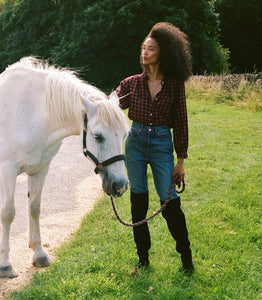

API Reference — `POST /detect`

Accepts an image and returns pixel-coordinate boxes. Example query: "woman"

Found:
[115,22,194,274]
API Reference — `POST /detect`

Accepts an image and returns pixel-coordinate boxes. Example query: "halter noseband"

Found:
[82,114,125,174]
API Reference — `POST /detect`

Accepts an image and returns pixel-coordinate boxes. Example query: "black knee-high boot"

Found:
[161,197,194,273]
[131,191,150,267]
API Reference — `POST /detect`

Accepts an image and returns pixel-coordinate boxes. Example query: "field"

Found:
[6,78,262,299]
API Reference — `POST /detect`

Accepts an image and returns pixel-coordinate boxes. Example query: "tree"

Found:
[52,0,192,87]
[0,0,58,66]
[216,0,262,72]
[0,0,229,88]
[52,0,229,88]
[176,0,229,74]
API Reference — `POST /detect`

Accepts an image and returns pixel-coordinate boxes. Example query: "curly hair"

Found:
[140,22,192,83]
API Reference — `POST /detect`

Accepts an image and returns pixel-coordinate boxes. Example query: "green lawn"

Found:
[7,99,262,300]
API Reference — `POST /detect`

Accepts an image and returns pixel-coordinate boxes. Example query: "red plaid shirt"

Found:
[116,73,188,158]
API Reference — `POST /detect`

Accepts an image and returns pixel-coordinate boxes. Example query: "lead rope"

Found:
[110,178,185,227]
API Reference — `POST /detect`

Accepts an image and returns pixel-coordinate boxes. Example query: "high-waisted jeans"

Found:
[125,121,178,201]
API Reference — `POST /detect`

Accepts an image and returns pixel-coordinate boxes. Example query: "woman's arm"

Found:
[172,82,188,159]
[172,83,188,184]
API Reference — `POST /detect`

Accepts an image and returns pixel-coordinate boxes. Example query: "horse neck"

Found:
[46,116,83,147]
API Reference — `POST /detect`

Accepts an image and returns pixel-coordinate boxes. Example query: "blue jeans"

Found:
[125,121,178,201]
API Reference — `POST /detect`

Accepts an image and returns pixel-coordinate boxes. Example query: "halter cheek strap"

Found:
[82,114,125,174]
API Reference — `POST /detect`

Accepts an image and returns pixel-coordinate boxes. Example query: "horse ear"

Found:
[108,91,119,106]
[80,94,97,116]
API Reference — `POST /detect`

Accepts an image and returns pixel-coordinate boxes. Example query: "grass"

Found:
[186,75,262,111]
[6,83,262,299]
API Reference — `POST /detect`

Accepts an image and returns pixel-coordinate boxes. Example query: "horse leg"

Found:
[27,167,51,267]
[0,164,18,278]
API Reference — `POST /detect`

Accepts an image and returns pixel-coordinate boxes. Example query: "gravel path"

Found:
[0,136,103,298]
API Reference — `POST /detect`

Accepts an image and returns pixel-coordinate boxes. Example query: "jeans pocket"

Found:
[128,128,139,137]
[129,122,144,137]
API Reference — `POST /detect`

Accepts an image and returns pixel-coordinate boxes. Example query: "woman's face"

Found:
[141,37,160,66]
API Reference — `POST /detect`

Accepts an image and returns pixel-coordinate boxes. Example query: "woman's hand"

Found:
[172,158,185,187]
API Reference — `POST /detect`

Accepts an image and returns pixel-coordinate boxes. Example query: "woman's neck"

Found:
[147,64,163,81]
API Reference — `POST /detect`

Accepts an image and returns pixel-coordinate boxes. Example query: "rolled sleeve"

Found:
[116,78,131,110]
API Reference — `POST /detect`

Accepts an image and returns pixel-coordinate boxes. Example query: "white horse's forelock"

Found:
[7,57,128,130]
[96,100,129,132]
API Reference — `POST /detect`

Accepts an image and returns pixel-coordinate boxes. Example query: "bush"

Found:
[0,0,230,88]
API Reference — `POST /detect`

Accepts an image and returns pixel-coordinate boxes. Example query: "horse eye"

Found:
[93,134,104,143]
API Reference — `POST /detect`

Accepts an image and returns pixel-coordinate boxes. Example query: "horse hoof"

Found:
[0,265,18,278]
[33,255,52,267]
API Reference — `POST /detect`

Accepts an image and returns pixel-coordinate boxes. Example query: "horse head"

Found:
[80,94,129,198]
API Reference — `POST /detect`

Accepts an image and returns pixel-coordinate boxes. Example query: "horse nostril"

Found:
[112,182,118,194]
[112,180,127,195]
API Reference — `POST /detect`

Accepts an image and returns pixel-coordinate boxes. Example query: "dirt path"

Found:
[0,136,103,298]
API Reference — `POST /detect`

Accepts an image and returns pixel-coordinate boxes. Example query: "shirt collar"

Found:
[142,73,165,85]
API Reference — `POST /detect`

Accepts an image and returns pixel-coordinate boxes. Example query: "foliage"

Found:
[7,99,262,299]
[0,0,58,68]
[215,0,262,73]
[174,0,230,75]
[0,0,229,88]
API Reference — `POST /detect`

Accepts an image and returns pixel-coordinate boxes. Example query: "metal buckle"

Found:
[94,162,104,174]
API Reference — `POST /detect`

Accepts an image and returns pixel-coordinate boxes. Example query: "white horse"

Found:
[0,57,129,278]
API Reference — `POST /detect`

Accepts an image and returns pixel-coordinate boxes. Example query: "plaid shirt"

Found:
[116,73,188,158]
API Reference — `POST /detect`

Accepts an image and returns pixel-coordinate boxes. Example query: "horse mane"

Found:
[96,100,129,132]
[7,57,128,131]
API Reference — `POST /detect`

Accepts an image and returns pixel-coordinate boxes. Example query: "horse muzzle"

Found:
[103,177,129,198]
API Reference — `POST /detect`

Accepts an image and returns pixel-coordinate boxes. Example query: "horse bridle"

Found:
[82,113,125,174]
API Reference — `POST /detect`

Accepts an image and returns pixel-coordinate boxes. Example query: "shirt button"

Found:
[155,97,158,100]
[150,123,152,125]
[150,113,152,116]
